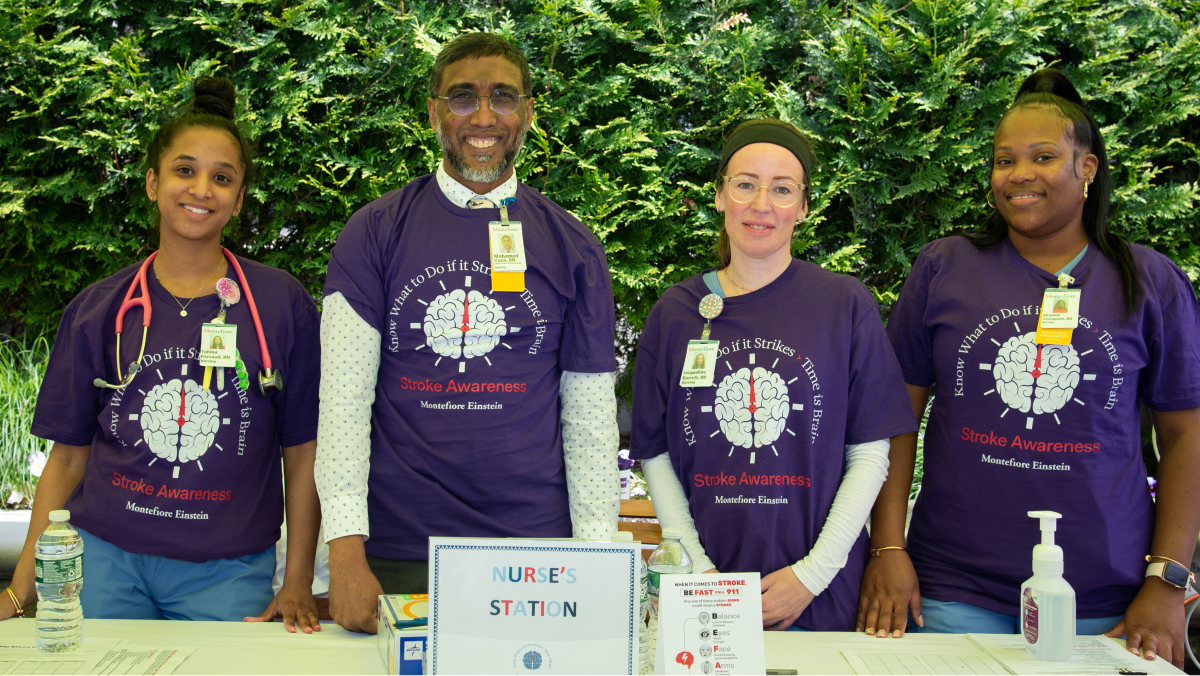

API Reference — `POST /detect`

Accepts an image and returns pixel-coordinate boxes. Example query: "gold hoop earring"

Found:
[986,190,996,209]
[1083,181,1089,200]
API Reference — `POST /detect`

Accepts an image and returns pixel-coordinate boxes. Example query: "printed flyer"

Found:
[656,573,765,675]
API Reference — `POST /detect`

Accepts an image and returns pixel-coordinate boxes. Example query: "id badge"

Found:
[1034,288,1081,345]
[489,221,527,273]
[679,341,719,388]
[199,324,237,367]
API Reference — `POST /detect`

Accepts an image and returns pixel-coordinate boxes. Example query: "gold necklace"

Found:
[720,268,759,296]
[154,255,224,317]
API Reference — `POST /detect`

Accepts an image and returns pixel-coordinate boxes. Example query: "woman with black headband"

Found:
[860,69,1200,669]
[629,119,917,630]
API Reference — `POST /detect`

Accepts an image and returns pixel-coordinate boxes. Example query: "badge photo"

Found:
[199,323,238,367]
[488,221,527,273]
[679,341,719,388]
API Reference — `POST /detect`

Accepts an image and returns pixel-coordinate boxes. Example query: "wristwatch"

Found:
[1144,556,1195,589]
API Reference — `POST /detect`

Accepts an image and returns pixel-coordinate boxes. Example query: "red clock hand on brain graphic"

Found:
[140,378,220,469]
[423,289,508,361]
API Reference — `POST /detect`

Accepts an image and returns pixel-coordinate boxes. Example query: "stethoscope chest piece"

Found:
[258,368,283,397]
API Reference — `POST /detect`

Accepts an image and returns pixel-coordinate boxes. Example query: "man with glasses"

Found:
[316,32,620,633]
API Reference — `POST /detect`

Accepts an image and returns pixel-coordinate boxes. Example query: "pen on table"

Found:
[394,618,428,628]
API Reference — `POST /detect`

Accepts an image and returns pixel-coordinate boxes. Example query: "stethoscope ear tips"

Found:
[258,368,283,396]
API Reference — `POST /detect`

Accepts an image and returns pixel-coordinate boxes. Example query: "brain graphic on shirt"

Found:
[140,378,219,463]
[713,367,790,448]
[424,289,508,359]
[993,333,1080,414]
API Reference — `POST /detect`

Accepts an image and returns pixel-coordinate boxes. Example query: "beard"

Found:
[436,120,527,184]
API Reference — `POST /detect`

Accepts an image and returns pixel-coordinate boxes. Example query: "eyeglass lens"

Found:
[445,88,523,116]
[724,176,801,208]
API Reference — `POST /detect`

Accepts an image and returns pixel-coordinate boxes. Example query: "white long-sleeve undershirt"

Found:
[641,438,890,593]
[314,291,619,543]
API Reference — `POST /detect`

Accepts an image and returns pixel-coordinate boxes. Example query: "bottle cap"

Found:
[48,510,70,522]
[662,529,682,540]
[613,532,633,542]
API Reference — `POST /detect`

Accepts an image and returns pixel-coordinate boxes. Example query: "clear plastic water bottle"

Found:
[614,532,651,674]
[35,510,83,652]
[646,529,691,672]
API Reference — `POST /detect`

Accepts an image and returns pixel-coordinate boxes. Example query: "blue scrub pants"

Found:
[919,596,1123,635]
[77,526,275,621]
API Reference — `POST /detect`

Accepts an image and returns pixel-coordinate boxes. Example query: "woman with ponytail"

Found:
[859,69,1200,668]
[4,77,324,631]
[630,120,916,630]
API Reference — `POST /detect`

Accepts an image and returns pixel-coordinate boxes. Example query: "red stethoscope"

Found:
[92,247,283,396]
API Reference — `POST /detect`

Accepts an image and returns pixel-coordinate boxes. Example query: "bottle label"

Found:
[1022,587,1039,644]
[647,570,661,617]
[36,554,82,585]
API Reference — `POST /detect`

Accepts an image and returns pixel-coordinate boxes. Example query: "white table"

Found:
[0,620,1176,675]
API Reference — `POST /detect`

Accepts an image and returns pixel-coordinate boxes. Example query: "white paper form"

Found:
[843,650,1007,675]
[967,634,1185,676]
[0,638,119,675]
[92,646,195,675]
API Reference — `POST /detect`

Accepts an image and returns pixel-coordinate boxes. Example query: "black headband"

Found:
[719,121,814,188]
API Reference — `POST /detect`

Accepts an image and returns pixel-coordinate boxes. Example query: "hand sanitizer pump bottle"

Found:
[1021,511,1075,661]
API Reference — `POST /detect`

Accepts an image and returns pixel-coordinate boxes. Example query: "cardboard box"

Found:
[378,594,428,675]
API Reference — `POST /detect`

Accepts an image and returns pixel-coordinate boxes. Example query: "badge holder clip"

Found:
[1034,272,1081,346]
[490,197,525,293]
[680,294,724,388]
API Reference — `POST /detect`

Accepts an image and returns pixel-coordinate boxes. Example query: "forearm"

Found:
[283,440,320,589]
[870,383,929,548]
[870,432,915,548]
[14,442,90,601]
[560,371,620,539]
[1147,410,1200,569]
[642,453,716,573]
[316,292,377,542]
[793,439,890,594]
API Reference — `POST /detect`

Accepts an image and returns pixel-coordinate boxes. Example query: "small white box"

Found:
[378,594,428,675]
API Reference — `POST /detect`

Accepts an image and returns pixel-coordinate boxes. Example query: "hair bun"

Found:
[1015,69,1085,107]
[192,76,237,120]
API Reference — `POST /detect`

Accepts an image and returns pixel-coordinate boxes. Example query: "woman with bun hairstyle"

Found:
[629,119,917,630]
[859,69,1200,668]
[2,77,323,631]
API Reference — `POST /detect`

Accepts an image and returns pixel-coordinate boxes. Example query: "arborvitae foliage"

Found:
[2,0,1197,390]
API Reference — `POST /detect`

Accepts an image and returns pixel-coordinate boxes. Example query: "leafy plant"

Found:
[0,336,52,506]
[1,0,1196,400]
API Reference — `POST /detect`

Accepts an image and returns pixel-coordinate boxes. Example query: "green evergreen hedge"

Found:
[2,0,1197,392]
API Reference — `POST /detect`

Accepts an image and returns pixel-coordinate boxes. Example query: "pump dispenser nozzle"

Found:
[1028,510,1061,547]
[1027,511,1063,563]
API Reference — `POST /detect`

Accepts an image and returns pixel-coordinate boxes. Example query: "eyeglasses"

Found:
[437,88,527,116]
[721,176,803,208]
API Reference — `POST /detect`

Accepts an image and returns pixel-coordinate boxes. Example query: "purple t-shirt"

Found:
[324,175,617,560]
[629,260,917,630]
[31,255,321,563]
[888,236,1200,617]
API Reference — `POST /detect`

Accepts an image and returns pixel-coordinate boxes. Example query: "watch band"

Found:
[1144,560,1194,589]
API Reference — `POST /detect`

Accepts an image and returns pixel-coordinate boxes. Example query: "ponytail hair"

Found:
[146,76,255,188]
[972,69,1139,317]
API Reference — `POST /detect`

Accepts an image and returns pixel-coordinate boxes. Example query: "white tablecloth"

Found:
[0,619,1172,675]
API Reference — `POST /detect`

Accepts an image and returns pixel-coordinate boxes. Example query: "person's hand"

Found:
[703,568,719,574]
[328,537,383,634]
[245,580,321,633]
[1104,579,1187,669]
[856,550,922,637]
[761,566,815,630]
[0,560,36,621]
